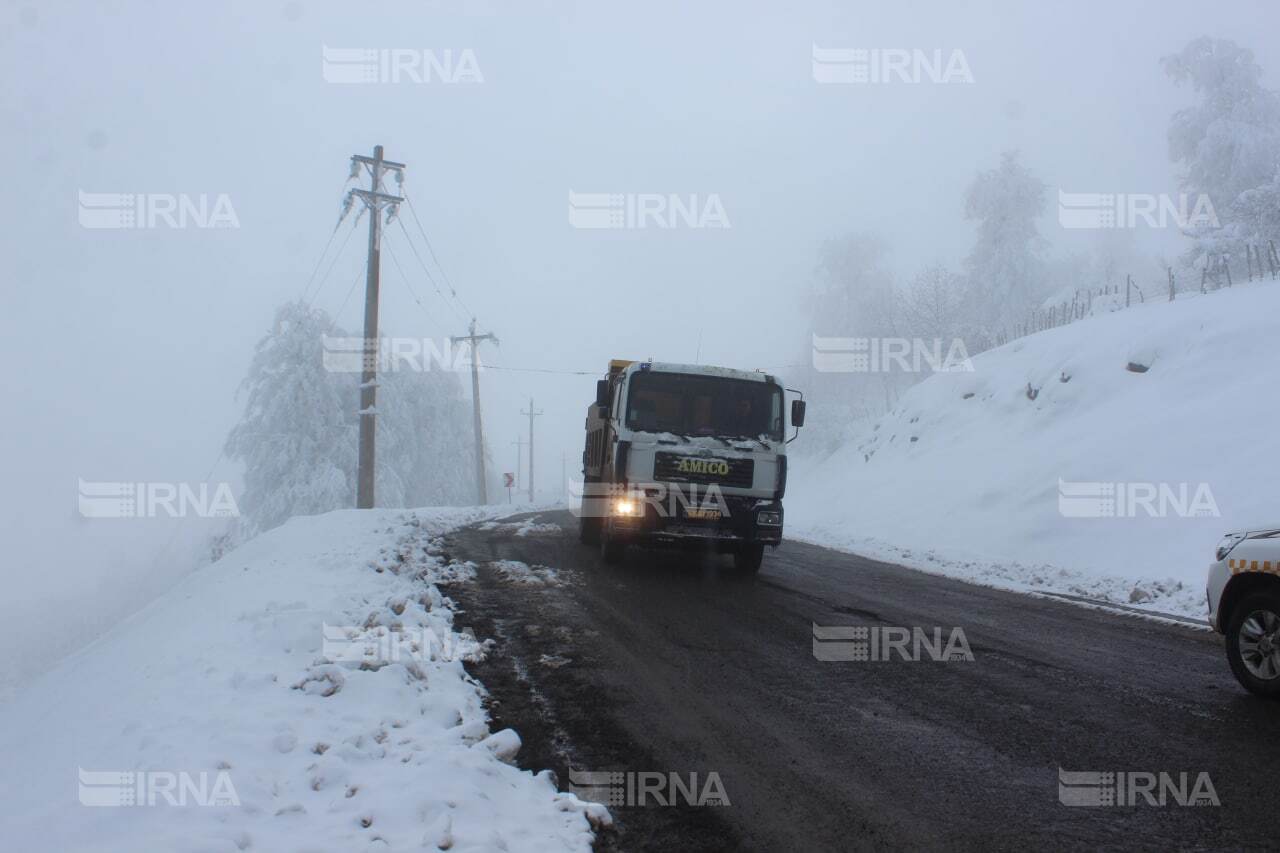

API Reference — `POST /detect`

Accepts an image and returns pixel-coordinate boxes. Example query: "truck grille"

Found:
[653,452,754,489]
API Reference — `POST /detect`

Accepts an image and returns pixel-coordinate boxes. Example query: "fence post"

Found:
[1126,274,1132,307]
[1168,267,1175,301]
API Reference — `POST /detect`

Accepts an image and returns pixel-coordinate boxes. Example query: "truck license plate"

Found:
[685,508,722,520]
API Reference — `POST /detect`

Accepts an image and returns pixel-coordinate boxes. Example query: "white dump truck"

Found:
[579,359,805,573]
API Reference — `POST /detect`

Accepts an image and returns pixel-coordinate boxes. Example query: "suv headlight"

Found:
[1215,532,1246,562]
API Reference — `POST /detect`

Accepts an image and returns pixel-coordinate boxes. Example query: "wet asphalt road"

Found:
[439,510,1280,852]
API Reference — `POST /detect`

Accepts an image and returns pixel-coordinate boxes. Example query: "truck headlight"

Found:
[612,497,640,517]
[757,510,782,526]
[1215,532,1246,562]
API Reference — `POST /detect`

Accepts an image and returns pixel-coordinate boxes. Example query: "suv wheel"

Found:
[1226,590,1280,698]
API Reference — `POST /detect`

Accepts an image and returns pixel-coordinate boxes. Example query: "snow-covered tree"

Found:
[225,301,355,534]
[376,367,475,508]
[225,301,480,535]
[899,265,974,349]
[1163,37,1280,261]
[811,232,898,339]
[804,232,907,425]
[963,151,1048,335]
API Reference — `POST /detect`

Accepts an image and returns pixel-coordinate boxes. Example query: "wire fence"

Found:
[994,239,1280,347]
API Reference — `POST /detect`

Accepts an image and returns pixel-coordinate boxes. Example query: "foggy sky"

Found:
[1,0,1276,689]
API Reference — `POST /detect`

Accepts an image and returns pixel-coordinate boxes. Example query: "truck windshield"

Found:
[624,372,784,441]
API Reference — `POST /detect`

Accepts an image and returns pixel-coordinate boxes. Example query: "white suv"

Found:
[1208,527,1280,697]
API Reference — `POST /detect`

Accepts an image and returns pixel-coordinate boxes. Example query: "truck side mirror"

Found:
[791,399,806,428]
[596,379,611,410]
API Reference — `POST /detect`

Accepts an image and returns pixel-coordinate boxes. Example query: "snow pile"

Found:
[478,515,563,538]
[0,507,606,852]
[790,281,1280,620]
[490,560,562,586]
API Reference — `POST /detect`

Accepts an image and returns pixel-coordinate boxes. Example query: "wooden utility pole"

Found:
[450,318,497,504]
[348,145,405,509]
[521,397,543,503]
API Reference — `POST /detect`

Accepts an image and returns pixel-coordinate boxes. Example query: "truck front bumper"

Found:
[607,494,783,551]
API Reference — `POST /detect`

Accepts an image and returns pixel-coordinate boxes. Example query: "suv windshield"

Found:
[624,371,784,441]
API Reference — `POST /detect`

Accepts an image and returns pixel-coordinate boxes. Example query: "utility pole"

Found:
[347,145,404,510]
[450,318,497,504]
[511,437,526,491]
[521,397,543,503]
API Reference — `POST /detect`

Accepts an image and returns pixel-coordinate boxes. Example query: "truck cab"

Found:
[579,359,804,573]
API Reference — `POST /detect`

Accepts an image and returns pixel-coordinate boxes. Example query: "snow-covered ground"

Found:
[0,507,605,853]
[790,281,1280,621]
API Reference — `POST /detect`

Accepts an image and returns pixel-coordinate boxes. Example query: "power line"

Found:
[481,364,597,375]
[393,217,468,324]
[382,231,450,339]
[403,190,473,319]
[385,226,465,326]
[294,179,361,304]
[305,218,360,310]
[334,266,365,320]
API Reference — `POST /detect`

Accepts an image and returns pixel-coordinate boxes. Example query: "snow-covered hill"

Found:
[790,281,1280,619]
[0,508,604,852]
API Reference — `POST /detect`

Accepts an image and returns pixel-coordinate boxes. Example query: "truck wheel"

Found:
[1225,590,1280,698]
[733,544,765,575]
[579,513,601,546]
[600,526,626,564]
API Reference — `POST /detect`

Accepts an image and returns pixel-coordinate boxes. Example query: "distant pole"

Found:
[1125,274,1131,308]
[511,437,526,491]
[348,145,405,509]
[450,318,498,505]
[521,397,543,503]
[1168,267,1175,302]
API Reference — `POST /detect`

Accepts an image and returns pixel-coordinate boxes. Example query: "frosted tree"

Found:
[900,265,974,348]
[225,301,481,535]
[224,301,356,534]
[963,151,1047,336]
[812,232,897,338]
[806,232,905,424]
[377,366,475,508]
[1163,37,1280,261]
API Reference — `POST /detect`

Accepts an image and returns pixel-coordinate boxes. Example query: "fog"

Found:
[2,0,1276,691]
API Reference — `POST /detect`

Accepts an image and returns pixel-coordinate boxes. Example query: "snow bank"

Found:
[0,507,605,852]
[790,281,1280,620]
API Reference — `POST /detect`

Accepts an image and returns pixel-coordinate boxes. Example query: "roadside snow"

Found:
[0,507,606,852]
[790,282,1280,621]
[491,560,562,586]
[479,515,563,538]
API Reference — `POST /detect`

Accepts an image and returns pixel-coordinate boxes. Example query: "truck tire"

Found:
[1225,590,1280,698]
[579,513,601,546]
[600,525,626,565]
[733,544,765,575]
